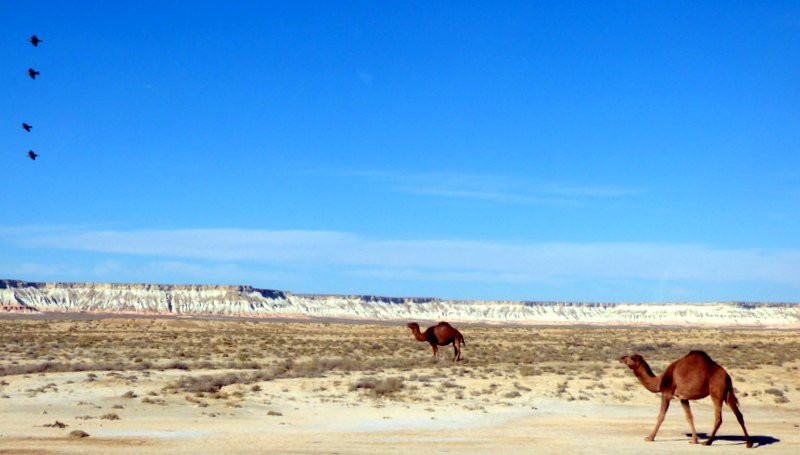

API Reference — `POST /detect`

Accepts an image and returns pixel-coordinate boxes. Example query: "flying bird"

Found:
[22,122,33,132]
[30,35,42,47]
[28,150,38,160]
[28,68,40,79]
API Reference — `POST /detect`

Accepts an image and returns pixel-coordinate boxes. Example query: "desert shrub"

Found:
[43,420,67,428]
[100,413,119,420]
[374,377,404,395]
[518,365,541,376]
[350,376,404,396]
[0,360,154,376]
[440,381,463,389]
[350,377,377,391]
[513,382,532,392]
[170,374,240,393]
[167,369,280,393]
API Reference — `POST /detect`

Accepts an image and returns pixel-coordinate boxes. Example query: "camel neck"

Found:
[632,361,661,393]
[411,328,426,342]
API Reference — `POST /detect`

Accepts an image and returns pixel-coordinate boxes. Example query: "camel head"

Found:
[619,354,645,369]
[406,322,420,332]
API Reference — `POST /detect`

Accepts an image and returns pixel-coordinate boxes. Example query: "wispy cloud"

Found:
[5,227,800,287]
[17,229,355,263]
[316,169,639,205]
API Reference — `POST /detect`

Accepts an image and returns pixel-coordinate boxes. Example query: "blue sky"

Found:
[2,1,799,302]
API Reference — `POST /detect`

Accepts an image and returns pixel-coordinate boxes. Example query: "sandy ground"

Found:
[1,318,798,454]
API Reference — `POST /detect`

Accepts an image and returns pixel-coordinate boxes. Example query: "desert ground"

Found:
[0,316,798,454]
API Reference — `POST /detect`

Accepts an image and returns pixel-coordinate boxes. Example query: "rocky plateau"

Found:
[1,279,798,328]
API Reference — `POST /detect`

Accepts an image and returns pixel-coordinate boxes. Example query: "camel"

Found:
[619,351,752,448]
[407,321,465,361]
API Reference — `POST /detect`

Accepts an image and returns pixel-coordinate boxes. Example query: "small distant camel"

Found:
[407,321,465,361]
[619,351,752,448]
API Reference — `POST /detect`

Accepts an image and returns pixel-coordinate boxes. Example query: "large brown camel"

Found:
[619,351,752,448]
[407,321,465,361]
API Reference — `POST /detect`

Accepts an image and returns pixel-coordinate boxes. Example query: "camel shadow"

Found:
[689,433,780,448]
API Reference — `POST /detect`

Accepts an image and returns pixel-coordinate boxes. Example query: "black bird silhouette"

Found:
[28,150,39,160]
[28,68,40,79]
[22,122,33,132]
[30,35,42,47]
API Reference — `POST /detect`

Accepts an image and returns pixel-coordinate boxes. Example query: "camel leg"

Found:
[704,397,723,446]
[430,343,438,358]
[680,400,699,444]
[646,394,671,442]
[727,397,753,448]
[452,339,463,361]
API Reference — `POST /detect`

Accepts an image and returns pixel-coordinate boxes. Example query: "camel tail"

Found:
[459,334,465,345]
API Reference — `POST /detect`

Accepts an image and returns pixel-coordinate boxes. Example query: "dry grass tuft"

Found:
[350,377,404,396]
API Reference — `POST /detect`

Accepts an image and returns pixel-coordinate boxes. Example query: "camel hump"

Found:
[687,350,714,362]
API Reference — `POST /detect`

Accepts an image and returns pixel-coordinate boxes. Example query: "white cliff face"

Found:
[0,280,291,316]
[1,279,798,328]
